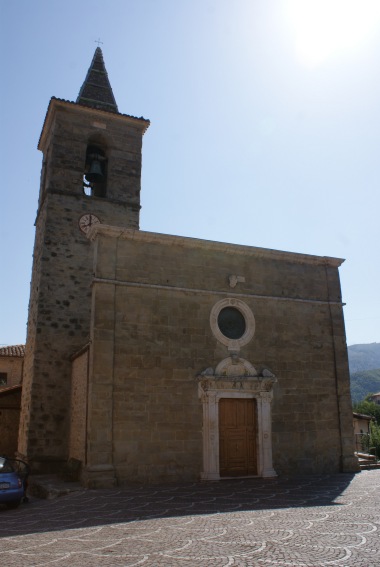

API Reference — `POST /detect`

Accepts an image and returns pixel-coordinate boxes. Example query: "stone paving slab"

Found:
[1,470,379,566]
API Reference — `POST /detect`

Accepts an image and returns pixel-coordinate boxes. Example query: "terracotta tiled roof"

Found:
[51,96,149,122]
[0,384,22,396]
[353,412,374,420]
[0,344,25,357]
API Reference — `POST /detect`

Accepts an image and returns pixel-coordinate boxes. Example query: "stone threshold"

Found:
[28,475,84,500]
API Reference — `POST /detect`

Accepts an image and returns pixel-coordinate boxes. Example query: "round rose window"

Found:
[210,298,255,351]
[217,307,246,339]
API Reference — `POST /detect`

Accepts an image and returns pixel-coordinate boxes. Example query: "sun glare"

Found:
[286,0,380,67]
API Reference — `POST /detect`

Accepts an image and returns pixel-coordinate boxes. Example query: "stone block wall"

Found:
[69,349,89,463]
[83,226,357,483]
[19,100,149,468]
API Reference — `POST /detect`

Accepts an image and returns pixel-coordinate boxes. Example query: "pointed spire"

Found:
[76,48,119,113]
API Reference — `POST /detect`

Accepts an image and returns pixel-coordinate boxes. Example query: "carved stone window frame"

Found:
[210,298,255,352]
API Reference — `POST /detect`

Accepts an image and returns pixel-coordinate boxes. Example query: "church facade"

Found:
[19,49,359,486]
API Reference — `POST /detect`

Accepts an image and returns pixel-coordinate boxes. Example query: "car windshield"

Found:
[0,457,15,473]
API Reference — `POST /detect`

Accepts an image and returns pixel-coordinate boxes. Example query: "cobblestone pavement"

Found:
[1,470,379,567]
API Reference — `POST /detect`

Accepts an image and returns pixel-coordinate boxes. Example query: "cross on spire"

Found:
[95,38,103,47]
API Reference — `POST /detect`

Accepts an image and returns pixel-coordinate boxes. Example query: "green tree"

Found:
[368,421,380,460]
[353,397,380,425]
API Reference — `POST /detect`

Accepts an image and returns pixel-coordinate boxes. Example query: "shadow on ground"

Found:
[0,473,358,537]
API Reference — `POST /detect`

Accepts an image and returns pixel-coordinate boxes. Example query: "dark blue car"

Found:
[0,456,27,509]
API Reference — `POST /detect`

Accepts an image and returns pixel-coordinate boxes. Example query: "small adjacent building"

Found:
[353,412,373,452]
[369,392,380,405]
[0,345,24,390]
[0,345,24,456]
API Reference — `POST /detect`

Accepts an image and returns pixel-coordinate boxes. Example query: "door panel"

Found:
[219,398,257,477]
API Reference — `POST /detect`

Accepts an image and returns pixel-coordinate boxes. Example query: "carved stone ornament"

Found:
[229,275,246,288]
[214,356,258,377]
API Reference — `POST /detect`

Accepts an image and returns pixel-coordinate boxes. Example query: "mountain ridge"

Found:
[347,343,380,403]
[348,342,380,373]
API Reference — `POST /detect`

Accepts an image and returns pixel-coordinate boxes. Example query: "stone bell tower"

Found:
[19,48,149,471]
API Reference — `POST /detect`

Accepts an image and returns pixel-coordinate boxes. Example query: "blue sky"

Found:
[1,0,379,347]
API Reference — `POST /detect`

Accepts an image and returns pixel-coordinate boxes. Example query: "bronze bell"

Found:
[85,157,103,183]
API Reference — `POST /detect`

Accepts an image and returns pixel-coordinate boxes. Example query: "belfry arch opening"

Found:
[83,144,107,198]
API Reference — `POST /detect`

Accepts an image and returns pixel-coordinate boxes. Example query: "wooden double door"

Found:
[219,398,257,477]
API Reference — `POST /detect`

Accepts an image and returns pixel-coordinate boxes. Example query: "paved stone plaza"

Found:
[1,470,379,566]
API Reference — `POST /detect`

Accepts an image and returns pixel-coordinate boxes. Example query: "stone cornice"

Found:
[91,277,344,306]
[87,224,345,268]
[197,376,277,396]
[38,97,150,151]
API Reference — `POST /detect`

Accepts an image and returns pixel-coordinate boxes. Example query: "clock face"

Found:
[79,213,101,234]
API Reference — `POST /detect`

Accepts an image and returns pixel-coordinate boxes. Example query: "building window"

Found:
[217,307,246,339]
[83,144,107,198]
[0,373,7,386]
[210,298,255,352]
